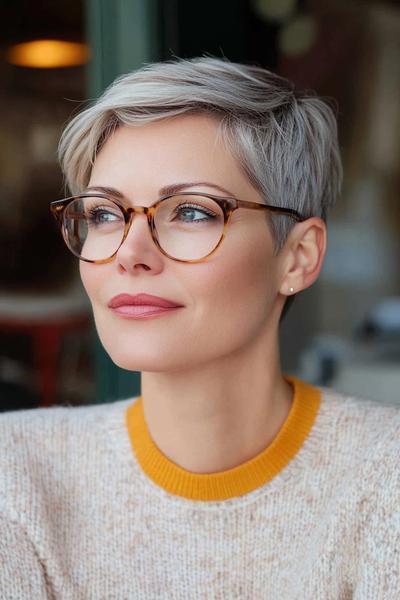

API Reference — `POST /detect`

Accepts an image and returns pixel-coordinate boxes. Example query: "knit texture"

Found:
[0,379,399,599]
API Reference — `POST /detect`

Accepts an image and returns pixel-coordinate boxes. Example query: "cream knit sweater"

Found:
[0,378,399,599]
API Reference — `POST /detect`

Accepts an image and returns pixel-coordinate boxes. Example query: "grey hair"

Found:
[59,56,343,252]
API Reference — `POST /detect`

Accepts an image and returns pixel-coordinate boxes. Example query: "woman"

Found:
[1,57,398,599]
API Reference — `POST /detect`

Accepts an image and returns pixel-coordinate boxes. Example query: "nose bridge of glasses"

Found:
[123,205,155,242]
[125,205,154,219]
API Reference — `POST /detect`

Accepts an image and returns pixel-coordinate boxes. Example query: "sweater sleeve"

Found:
[352,439,400,599]
[0,515,49,599]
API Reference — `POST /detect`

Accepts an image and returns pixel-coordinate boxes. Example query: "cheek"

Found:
[187,231,278,344]
[79,261,122,356]
[79,261,104,306]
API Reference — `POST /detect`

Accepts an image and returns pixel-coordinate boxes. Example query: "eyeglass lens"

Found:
[63,195,225,261]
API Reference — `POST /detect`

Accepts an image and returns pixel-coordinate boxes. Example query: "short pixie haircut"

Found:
[59,56,343,253]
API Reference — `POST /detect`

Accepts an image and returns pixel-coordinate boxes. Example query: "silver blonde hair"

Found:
[59,56,343,252]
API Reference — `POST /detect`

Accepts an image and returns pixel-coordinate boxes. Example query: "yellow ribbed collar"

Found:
[125,376,320,501]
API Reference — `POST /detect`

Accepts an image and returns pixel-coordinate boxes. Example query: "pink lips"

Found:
[108,293,184,319]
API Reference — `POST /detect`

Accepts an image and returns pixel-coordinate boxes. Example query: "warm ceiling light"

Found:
[6,39,90,69]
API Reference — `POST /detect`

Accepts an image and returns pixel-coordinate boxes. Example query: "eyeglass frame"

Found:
[50,191,306,264]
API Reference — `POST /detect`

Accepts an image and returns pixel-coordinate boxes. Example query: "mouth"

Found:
[110,305,182,319]
[107,293,184,320]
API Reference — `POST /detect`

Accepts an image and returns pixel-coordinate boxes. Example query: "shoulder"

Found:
[316,384,399,489]
[314,386,399,531]
[318,384,400,450]
[0,398,129,453]
[0,398,133,521]
[0,393,136,428]
[319,391,400,594]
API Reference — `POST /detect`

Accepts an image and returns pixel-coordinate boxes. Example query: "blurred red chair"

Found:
[0,283,91,407]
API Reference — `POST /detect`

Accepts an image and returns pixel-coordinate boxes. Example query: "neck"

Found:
[141,332,293,474]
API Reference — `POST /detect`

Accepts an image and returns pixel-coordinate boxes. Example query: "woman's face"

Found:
[80,114,285,372]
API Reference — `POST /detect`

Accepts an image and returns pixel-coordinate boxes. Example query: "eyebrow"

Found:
[83,181,236,199]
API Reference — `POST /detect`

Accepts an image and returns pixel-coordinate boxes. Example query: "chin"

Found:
[99,338,191,373]
[108,352,189,373]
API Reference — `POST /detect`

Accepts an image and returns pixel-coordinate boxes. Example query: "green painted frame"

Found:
[85,0,160,402]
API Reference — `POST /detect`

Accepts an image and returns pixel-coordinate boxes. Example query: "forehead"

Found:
[89,114,261,202]
[93,114,225,169]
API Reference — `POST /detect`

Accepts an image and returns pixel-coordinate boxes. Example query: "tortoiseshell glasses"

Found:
[50,192,304,264]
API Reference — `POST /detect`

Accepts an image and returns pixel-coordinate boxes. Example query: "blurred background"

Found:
[0,0,399,411]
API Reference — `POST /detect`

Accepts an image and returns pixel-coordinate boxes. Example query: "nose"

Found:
[116,210,164,274]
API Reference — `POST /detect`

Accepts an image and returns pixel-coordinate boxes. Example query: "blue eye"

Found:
[87,207,122,225]
[174,203,217,223]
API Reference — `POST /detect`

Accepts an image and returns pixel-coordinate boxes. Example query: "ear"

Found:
[278,217,327,297]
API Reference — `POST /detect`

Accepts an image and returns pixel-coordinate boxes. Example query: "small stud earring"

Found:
[289,287,294,294]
